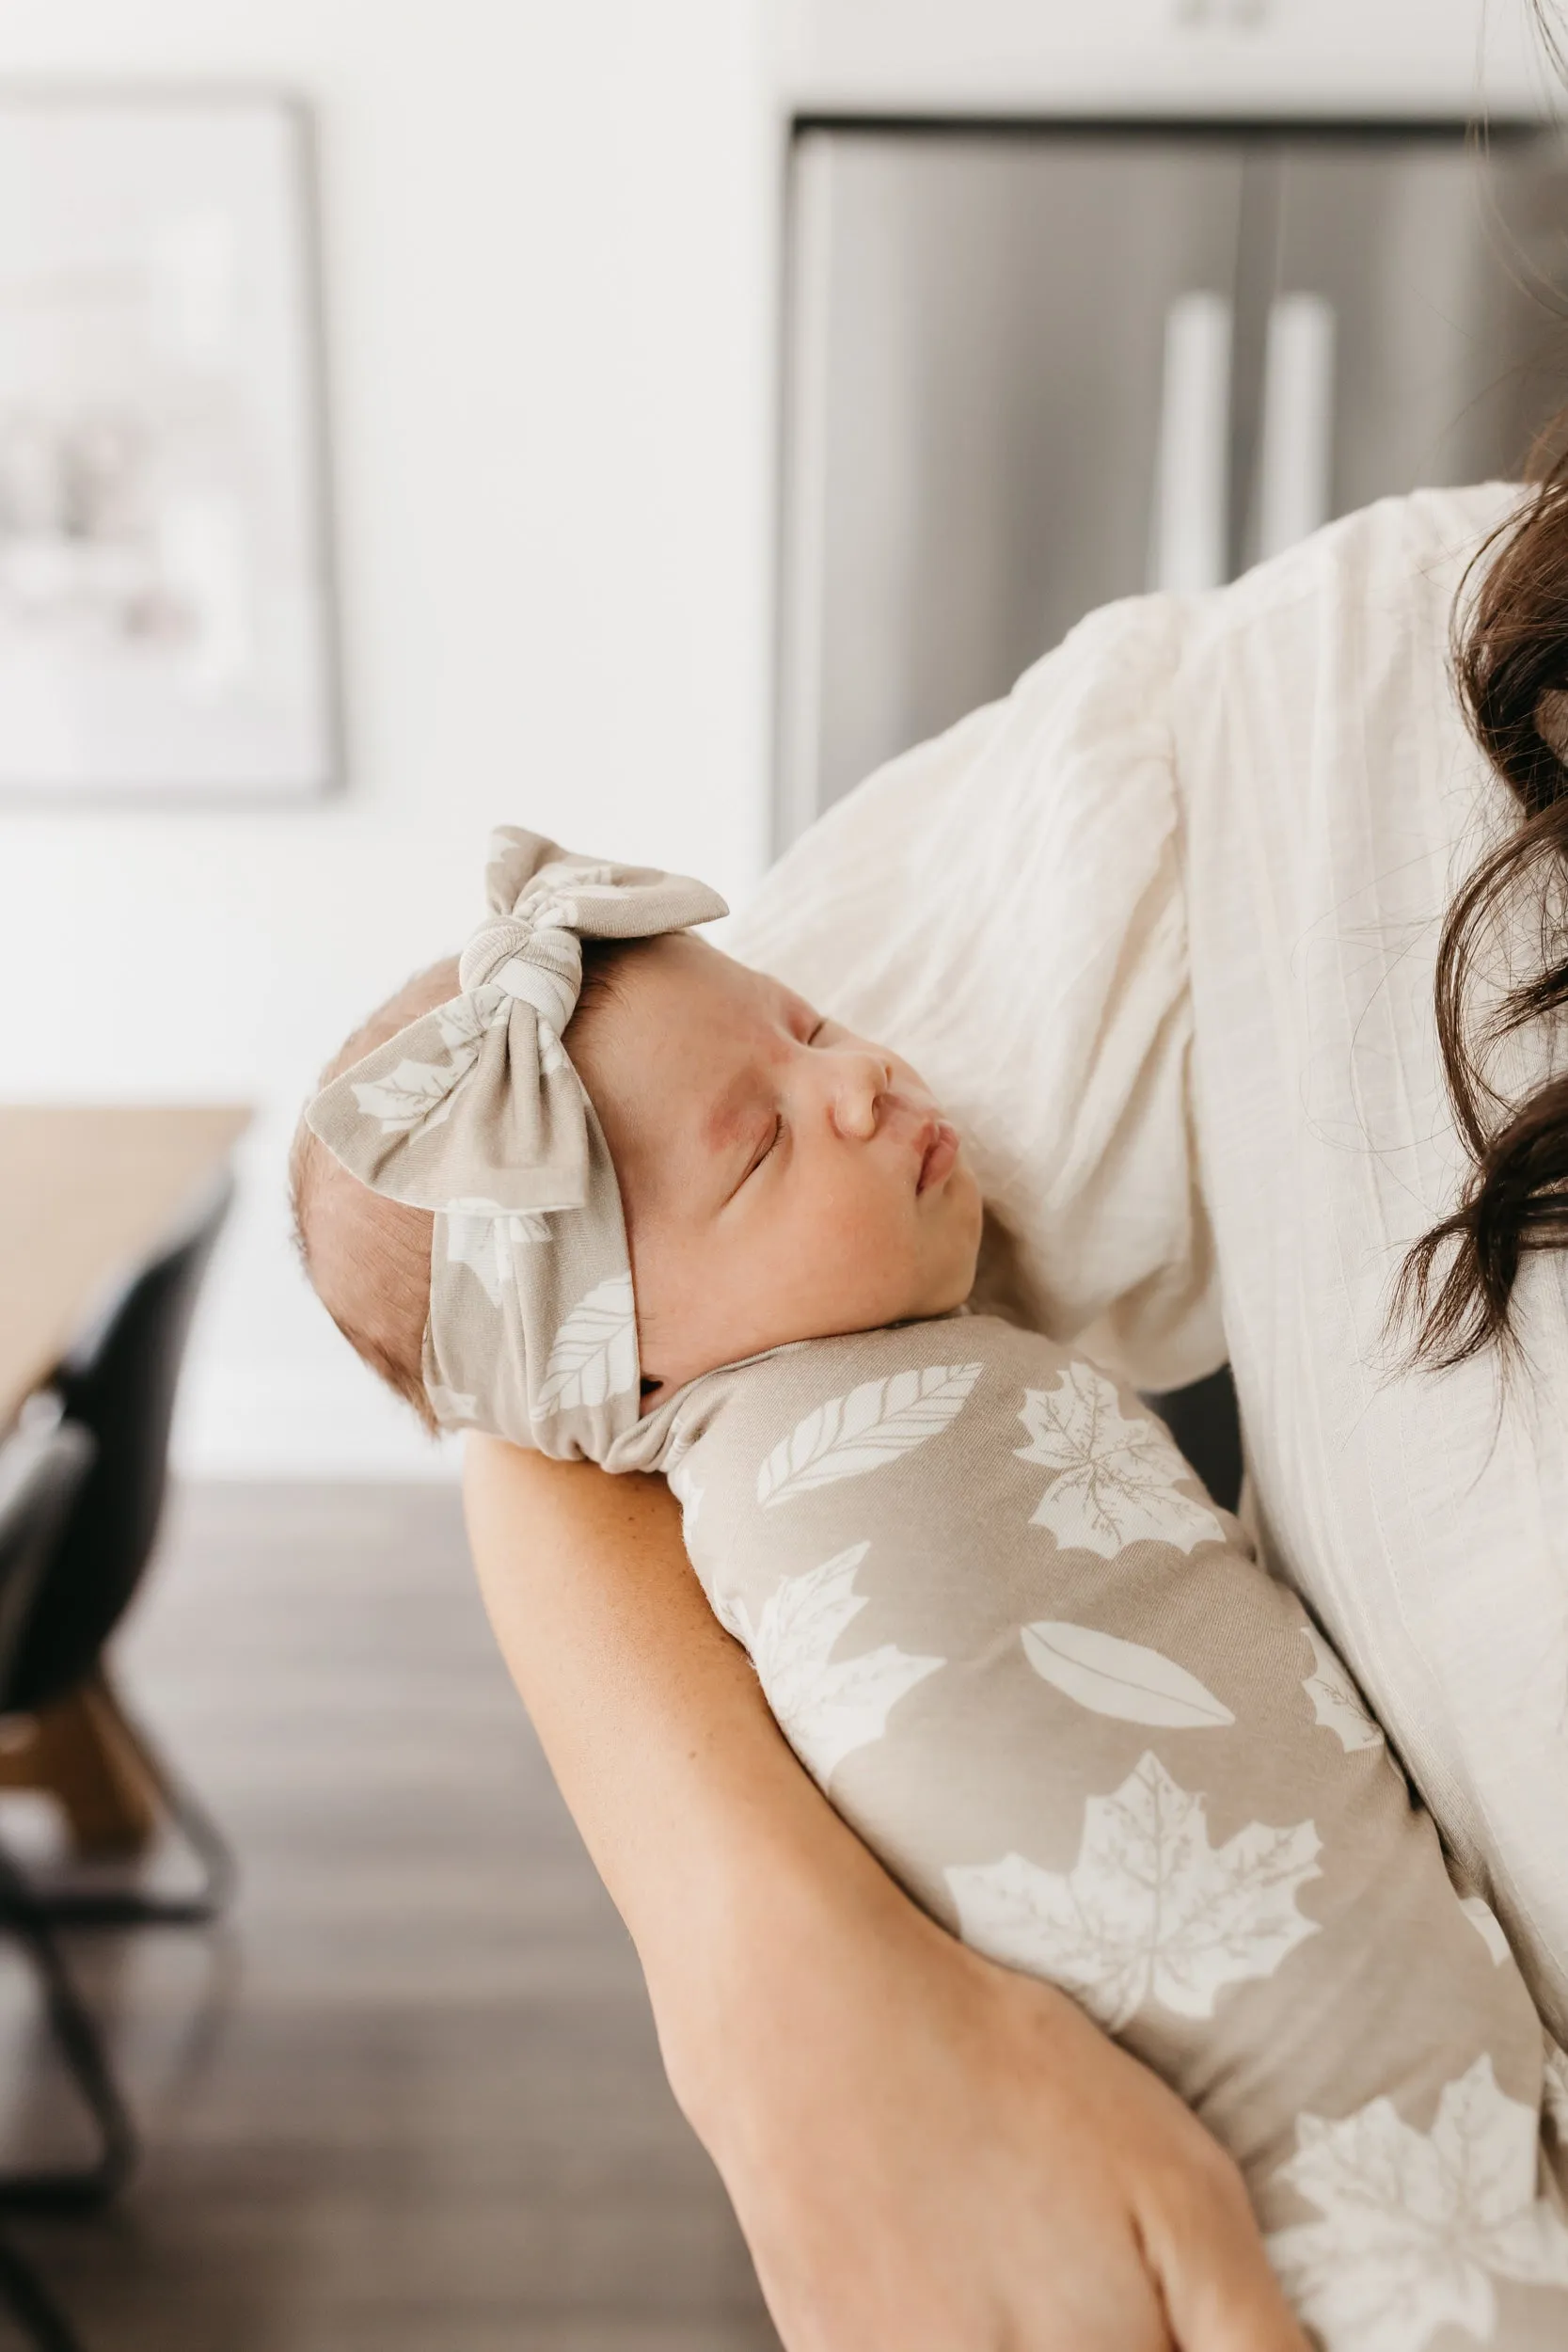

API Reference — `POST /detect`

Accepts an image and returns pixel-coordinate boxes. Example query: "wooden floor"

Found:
[0,1484,778,2352]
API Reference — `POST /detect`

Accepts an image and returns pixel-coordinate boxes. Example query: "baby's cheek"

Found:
[840,1216,928,1319]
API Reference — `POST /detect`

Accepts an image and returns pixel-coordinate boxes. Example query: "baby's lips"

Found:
[916,1119,960,1194]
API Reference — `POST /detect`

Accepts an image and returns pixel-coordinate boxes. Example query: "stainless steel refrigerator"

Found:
[778,124,1568,840]
[775,120,1568,1492]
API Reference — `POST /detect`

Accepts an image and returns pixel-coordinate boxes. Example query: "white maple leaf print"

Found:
[352,1057,460,1135]
[756,1363,982,1508]
[721,1543,942,1787]
[434,987,507,1057]
[442,1199,552,1307]
[1015,1364,1225,1559]
[946,1753,1320,2031]
[1300,1627,1384,1754]
[1459,1895,1512,1968]
[532,1273,638,1417]
[1266,2057,1568,2352]
[1021,1622,1234,1730]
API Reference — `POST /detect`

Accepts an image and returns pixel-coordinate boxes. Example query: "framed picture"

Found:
[0,91,337,801]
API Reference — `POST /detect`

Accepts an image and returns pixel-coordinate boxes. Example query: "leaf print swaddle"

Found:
[623,1314,1568,2352]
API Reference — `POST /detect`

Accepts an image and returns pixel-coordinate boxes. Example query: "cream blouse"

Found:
[731,483,1568,2040]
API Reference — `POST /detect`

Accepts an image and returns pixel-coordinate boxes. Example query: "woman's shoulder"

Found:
[1185,482,1527,654]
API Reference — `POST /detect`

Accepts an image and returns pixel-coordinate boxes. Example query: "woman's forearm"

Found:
[463,1435,1306,2352]
[461,1438,905,2100]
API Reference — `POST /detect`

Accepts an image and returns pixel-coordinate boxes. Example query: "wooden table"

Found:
[0,1104,252,1432]
[0,1104,252,1850]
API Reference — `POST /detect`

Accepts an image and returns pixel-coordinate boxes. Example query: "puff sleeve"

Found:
[729,593,1221,1393]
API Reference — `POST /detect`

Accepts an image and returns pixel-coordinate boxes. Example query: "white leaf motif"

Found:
[1021,1622,1234,1730]
[757,1363,982,1508]
[435,987,507,1055]
[533,1274,637,1417]
[1016,1364,1225,1559]
[1460,1895,1512,1968]
[1266,2057,1568,2352]
[722,1543,942,1786]
[443,1199,552,1307]
[1301,1627,1384,1754]
[352,1057,459,1135]
[946,1754,1320,2031]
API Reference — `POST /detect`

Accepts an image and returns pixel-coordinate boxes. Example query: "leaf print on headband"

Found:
[756,1362,982,1508]
[1015,1363,1225,1560]
[352,1056,464,1136]
[434,987,508,1057]
[718,1543,942,1786]
[945,1753,1320,2032]
[443,1200,552,1309]
[1021,1622,1234,1730]
[353,998,504,1139]
[1299,1626,1384,1754]
[533,1273,638,1418]
[1266,2058,1568,2352]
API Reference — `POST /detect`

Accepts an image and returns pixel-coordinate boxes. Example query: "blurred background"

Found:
[0,1,1563,2345]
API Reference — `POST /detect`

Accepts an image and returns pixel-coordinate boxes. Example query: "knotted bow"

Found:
[306,828,727,1457]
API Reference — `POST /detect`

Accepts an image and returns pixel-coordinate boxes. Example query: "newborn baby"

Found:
[296,832,1568,2351]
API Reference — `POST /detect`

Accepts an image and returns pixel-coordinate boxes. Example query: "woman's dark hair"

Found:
[1397,444,1568,1364]
[1394,0,1568,1365]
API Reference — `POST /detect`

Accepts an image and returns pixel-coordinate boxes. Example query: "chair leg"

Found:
[0,2231,89,2352]
[0,1682,155,1858]
[26,1693,235,1931]
[0,1847,136,2210]
[0,1675,236,1931]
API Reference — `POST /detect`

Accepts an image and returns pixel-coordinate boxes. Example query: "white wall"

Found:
[0,0,775,1474]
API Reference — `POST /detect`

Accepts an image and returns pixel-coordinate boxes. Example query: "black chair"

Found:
[0,1407,139,2352]
[7,1177,237,1928]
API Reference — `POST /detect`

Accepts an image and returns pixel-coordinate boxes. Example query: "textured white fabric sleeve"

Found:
[730,593,1224,1392]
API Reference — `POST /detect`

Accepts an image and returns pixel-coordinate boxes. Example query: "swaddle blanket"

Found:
[618,1312,1568,2352]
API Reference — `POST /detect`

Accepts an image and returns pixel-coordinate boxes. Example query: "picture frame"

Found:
[0,89,339,803]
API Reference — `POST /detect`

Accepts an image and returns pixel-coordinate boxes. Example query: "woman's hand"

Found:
[465,1440,1306,2352]
[668,1820,1305,2352]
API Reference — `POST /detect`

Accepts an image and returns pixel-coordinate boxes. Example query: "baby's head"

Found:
[292,833,981,1454]
[565,931,981,1398]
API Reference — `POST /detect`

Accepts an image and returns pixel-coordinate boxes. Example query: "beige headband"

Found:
[305,827,727,1456]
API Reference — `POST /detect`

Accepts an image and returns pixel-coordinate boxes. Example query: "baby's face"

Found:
[575,934,983,1399]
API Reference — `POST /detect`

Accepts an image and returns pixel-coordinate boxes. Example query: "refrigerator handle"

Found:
[1256,293,1337,561]
[1148,291,1232,596]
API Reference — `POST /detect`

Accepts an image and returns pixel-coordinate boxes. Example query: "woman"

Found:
[467,472,1568,2345]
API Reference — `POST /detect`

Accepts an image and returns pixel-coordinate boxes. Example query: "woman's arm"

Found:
[464,1438,1306,2352]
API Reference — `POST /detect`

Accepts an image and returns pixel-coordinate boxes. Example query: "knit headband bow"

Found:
[305,827,728,1456]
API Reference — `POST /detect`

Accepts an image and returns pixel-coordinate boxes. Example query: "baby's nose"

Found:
[829,1053,889,1141]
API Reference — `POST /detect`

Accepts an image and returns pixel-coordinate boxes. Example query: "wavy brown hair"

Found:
[1397,443,1568,1365]
[1387,0,1568,1364]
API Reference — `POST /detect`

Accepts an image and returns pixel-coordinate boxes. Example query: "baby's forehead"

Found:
[573,937,779,1159]
[578,934,769,1064]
